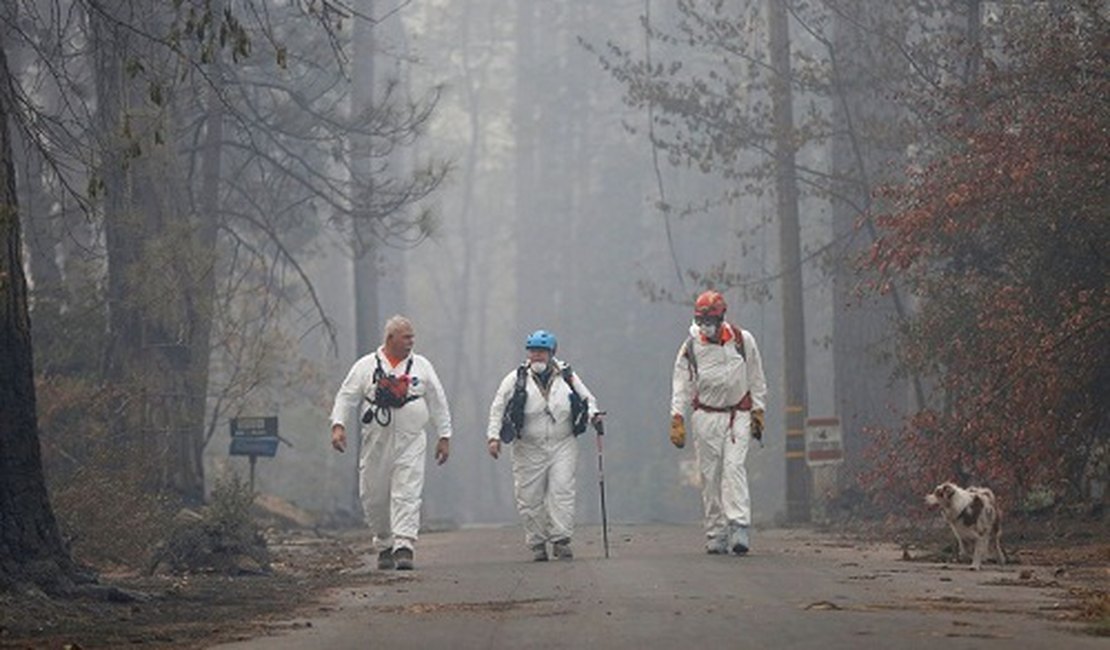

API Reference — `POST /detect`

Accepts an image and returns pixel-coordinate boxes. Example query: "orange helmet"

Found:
[694,290,727,318]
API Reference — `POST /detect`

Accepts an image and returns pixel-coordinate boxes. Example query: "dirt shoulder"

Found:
[817,512,1110,635]
[1,516,1107,648]
[0,528,373,649]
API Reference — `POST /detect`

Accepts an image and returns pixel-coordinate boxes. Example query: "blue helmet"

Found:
[525,329,557,352]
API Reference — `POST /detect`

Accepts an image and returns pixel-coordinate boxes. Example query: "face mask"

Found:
[530,360,549,374]
[699,323,719,339]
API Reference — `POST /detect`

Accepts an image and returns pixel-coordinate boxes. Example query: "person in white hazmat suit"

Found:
[486,330,603,562]
[670,291,767,555]
[330,315,452,571]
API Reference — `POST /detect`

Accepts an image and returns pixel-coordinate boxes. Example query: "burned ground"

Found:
[0,528,369,649]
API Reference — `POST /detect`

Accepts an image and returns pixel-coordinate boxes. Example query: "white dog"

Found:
[925,482,1006,570]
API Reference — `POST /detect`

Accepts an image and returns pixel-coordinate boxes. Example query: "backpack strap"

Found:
[501,363,530,443]
[514,363,528,394]
[559,362,590,436]
[727,322,746,361]
[373,353,385,382]
[374,353,415,376]
[560,363,578,396]
[682,336,698,381]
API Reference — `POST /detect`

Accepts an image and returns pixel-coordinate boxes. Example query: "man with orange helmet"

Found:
[670,290,767,555]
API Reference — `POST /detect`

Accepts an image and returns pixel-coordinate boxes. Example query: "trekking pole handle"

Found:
[592,411,607,435]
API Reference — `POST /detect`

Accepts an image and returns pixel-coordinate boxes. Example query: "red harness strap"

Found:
[693,391,753,430]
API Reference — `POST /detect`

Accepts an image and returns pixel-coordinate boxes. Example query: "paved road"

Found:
[214,524,1103,649]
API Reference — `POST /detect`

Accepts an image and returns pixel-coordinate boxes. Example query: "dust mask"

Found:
[530,360,549,374]
[699,323,719,339]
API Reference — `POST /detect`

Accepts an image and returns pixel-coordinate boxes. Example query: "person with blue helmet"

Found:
[486,329,603,561]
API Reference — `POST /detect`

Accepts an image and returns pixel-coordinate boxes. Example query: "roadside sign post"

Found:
[804,418,843,467]
[805,417,843,523]
[229,417,281,491]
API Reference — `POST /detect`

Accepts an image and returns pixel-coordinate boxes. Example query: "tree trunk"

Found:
[92,0,203,503]
[187,3,229,501]
[767,0,810,522]
[513,0,540,333]
[350,4,380,511]
[443,0,504,521]
[5,2,66,342]
[0,37,77,591]
[17,142,65,326]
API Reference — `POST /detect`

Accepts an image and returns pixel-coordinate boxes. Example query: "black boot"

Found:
[377,548,395,570]
[552,540,574,560]
[394,547,415,570]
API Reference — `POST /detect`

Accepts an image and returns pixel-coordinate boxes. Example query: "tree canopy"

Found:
[862,4,1109,506]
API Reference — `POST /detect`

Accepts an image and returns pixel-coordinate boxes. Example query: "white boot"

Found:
[729,525,750,555]
[706,536,728,555]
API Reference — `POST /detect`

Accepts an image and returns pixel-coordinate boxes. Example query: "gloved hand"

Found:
[670,414,686,449]
[751,410,764,442]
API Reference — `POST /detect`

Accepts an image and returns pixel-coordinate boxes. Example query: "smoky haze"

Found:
[202,0,862,532]
[9,0,1104,584]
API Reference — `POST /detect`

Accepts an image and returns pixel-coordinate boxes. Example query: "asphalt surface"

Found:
[213,524,1104,649]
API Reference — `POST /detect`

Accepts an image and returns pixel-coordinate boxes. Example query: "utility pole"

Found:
[767,0,810,522]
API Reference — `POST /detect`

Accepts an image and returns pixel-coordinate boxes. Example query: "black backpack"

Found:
[499,363,589,443]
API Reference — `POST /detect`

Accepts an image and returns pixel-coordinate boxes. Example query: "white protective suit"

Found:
[330,348,452,551]
[486,359,600,548]
[671,322,767,547]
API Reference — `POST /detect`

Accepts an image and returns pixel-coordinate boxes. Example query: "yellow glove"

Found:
[751,410,765,441]
[670,414,686,449]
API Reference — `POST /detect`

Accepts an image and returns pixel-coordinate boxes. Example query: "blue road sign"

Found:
[229,435,280,458]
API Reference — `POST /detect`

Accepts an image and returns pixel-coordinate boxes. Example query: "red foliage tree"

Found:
[859,5,1109,509]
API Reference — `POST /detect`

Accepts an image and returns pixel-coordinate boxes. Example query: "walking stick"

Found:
[593,414,610,559]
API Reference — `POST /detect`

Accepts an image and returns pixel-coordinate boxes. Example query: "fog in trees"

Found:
[3,0,1104,578]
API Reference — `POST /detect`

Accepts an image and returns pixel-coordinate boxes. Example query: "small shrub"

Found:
[148,473,269,575]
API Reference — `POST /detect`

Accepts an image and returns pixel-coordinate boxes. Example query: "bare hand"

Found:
[435,437,450,465]
[331,424,347,453]
[487,439,501,459]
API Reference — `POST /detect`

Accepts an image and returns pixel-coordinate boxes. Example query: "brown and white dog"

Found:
[925,482,1006,570]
